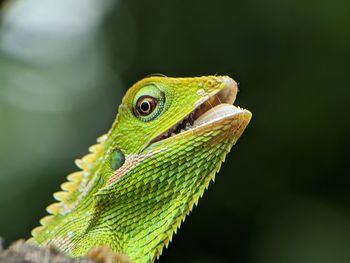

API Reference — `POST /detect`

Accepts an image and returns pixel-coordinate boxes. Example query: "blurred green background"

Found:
[0,0,349,262]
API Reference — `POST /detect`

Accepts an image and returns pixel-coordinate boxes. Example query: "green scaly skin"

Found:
[28,76,252,262]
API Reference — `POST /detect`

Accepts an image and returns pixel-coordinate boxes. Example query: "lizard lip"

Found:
[150,77,248,144]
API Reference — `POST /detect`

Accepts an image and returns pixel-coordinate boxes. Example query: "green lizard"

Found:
[28,75,252,263]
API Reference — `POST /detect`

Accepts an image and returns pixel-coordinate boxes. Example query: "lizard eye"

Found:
[133,85,165,121]
[136,96,157,116]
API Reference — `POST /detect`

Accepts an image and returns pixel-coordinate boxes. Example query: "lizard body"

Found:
[29,76,251,262]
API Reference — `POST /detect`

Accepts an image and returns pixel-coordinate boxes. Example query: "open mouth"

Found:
[150,78,247,144]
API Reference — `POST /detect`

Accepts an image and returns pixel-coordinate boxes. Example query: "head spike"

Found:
[67,171,84,182]
[46,202,61,215]
[53,191,70,202]
[39,215,55,225]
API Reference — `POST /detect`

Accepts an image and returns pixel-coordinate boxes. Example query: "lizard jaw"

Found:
[150,77,250,144]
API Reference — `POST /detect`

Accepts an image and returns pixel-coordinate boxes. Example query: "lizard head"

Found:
[111,75,251,154]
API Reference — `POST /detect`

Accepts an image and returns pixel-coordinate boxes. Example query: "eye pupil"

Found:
[140,101,150,112]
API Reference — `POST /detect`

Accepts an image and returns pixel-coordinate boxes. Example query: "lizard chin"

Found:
[150,77,250,144]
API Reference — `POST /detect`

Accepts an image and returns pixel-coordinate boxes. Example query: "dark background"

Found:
[0,0,349,262]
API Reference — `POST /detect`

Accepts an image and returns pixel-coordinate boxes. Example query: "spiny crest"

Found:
[30,134,108,239]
